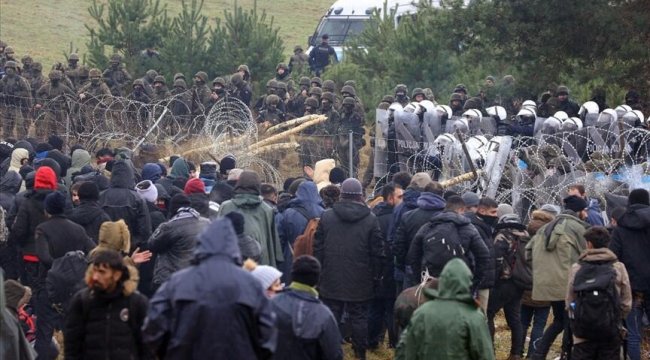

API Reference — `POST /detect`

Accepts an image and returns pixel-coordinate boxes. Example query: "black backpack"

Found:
[46,250,88,315]
[570,260,621,341]
[421,220,467,277]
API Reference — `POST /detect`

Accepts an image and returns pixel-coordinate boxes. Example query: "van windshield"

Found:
[314,18,367,46]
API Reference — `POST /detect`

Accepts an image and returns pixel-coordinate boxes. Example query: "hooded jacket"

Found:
[610,204,650,293]
[64,149,91,186]
[8,148,28,192]
[314,200,383,302]
[465,212,496,289]
[526,211,588,301]
[276,181,324,282]
[372,201,397,298]
[34,215,95,269]
[141,163,163,183]
[148,207,210,285]
[0,170,22,214]
[400,259,494,360]
[98,161,151,248]
[313,159,335,191]
[142,219,277,360]
[69,200,111,243]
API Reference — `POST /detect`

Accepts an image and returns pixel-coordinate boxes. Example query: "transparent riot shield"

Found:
[479,117,497,137]
[483,135,513,199]
[374,109,389,178]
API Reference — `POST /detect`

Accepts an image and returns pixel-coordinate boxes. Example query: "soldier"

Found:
[323,79,337,94]
[30,62,46,100]
[230,73,252,107]
[77,68,112,133]
[275,81,289,112]
[335,97,365,177]
[340,85,364,120]
[449,92,464,117]
[35,70,74,138]
[287,77,310,118]
[21,55,34,81]
[169,78,192,126]
[377,95,395,110]
[556,85,580,117]
[311,77,323,89]
[275,63,291,82]
[126,79,151,130]
[151,75,171,103]
[309,87,322,108]
[64,53,88,90]
[3,46,16,63]
[255,79,277,112]
[174,73,186,83]
[102,54,132,96]
[320,91,341,136]
[308,34,338,76]
[256,94,285,127]
[141,69,157,97]
[394,84,409,107]
[191,71,212,116]
[0,40,7,68]
[288,45,309,75]
[0,61,32,137]
[237,64,252,83]
[205,77,228,114]
[412,88,425,102]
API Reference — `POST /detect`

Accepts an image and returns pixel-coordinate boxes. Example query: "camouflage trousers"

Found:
[36,109,67,138]
[1,105,30,139]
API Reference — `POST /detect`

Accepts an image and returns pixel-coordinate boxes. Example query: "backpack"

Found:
[421,220,467,277]
[291,206,320,257]
[570,260,621,341]
[0,206,8,246]
[46,250,88,315]
[494,229,532,290]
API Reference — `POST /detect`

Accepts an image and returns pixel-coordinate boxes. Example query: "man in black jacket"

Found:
[69,181,111,243]
[314,178,382,360]
[465,196,498,313]
[308,34,338,76]
[34,191,95,360]
[271,255,343,360]
[610,189,650,360]
[65,249,150,360]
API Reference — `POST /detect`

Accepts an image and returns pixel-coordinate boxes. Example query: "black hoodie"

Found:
[610,204,650,292]
[0,170,22,215]
[69,200,111,243]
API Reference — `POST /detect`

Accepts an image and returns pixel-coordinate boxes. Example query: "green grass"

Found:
[0,0,332,70]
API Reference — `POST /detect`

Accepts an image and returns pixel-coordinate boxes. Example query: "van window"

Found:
[315,18,367,45]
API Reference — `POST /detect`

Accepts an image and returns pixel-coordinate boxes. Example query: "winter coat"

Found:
[373,201,397,298]
[314,200,383,302]
[566,248,632,345]
[270,285,343,360]
[492,223,529,283]
[142,219,277,360]
[0,307,36,360]
[394,192,446,271]
[0,170,22,215]
[388,189,420,246]
[144,201,165,231]
[64,282,150,360]
[276,181,324,282]
[526,210,555,236]
[526,211,588,301]
[148,208,210,286]
[10,189,52,256]
[465,212,497,289]
[98,161,151,248]
[610,204,650,293]
[406,211,490,290]
[399,259,495,360]
[585,198,604,226]
[218,193,284,267]
[69,200,111,243]
[65,149,91,186]
[188,193,217,219]
[34,215,95,269]
[155,177,183,199]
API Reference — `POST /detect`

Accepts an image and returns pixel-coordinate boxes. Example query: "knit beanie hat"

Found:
[498,213,521,225]
[220,155,236,175]
[292,255,321,287]
[200,161,218,180]
[461,192,480,207]
[497,204,514,220]
[409,172,432,191]
[225,212,245,235]
[142,163,163,183]
[48,135,64,151]
[329,167,346,185]
[77,181,100,201]
[227,168,243,182]
[288,178,306,196]
[34,166,58,190]
[251,265,283,290]
[169,193,192,216]
[563,195,588,213]
[44,191,66,215]
[98,219,131,253]
[136,180,158,203]
[540,204,561,215]
[340,178,363,196]
[234,170,261,195]
[184,178,206,195]
[629,188,650,206]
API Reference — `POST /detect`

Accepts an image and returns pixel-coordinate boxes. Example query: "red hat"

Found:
[184,178,206,195]
[34,166,58,190]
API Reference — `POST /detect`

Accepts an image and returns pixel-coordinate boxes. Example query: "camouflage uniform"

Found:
[230,73,252,107]
[29,63,46,100]
[64,53,89,90]
[77,68,112,133]
[0,61,32,137]
[335,97,365,177]
[21,55,34,81]
[256,94,285,126]
[141,69,157,98]
[35,70,74,138]
[102,54,132,96]
[169,78,192,128]
[288,45,309,75]
[126,79,151,131]
[191,71,212,115]
[151,75,171,103]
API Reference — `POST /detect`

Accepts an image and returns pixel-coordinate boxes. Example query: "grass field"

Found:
[0,0,333,70]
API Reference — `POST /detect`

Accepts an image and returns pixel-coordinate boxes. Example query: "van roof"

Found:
[326,0,420,17]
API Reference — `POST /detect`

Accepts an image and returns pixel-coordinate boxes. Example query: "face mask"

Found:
[69,61,77,68]
[322,101,331,111]
[111,63,119,69]
[134,87,142,94]
[91,78,100,85]
[51,79,60,86]
[4,68,15,76]
[478,213,498,227]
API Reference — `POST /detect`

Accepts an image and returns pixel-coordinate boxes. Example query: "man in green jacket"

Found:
[526,195,589,360]
[398,258,495,360]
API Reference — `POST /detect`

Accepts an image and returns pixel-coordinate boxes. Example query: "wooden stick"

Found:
[251,142,299,156]
[265,114,322,134]
[248,116,328,149]
[440,170,483,188]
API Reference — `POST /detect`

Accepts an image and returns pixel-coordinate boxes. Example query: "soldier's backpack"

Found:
[292,207,320,257]
[46,251,88,315]
[421,220,467,277]
[570,260,621,341]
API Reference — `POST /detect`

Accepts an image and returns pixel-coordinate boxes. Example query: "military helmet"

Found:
[212,77,225,87]
[556,85,570,96]
[109,54,121,63]
[153,75,166,85]
[463,96,483,111]
[230,73,243,86]
[276,63,288,71]
[79,67,89,78]
[276,81,287,91]
[322,80,336,93]
[174,78,187,89]
[304,97,319,109]
[4,46,14,55]
[502,75,515,85]
[341,85,356,97]
[174,73,185,81]
[381,95,395,104]
[394,84,408,94]
[194,71,208,83]
[266,94,280,106]
[450,93,463,102]
[237,64,250,74]
[453,84,468,94]
[69,53,80,61]
[299,76,310,88]
[342,97,356,106]
[133,78,145,87]
[321,91,335,103]
[89,68,101,78]
[310,77,323,87]
[48,70,63,80]
[21,55,32,64]
[309,87,322,97]
[266,79,278,88]
[344,80,356,89]
[146,69,158,79]
[33,62,43,72]
[412,88,425,98]
[294,45,303,52]
[0,40,6,48]
[4,60,17,69]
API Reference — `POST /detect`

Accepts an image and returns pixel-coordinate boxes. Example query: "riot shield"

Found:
[374,109,389,177]
[483,135,513,199]
[445,117,468,134]
[583,113,599,127]
[533,117,547,136]
[422,111,442,144]
[479,117,497,137]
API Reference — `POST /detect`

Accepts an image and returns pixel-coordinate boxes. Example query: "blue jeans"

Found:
[520,304,550,358]
[626,292,650,360]
[532,301,572,360]
[368,297,396,348]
